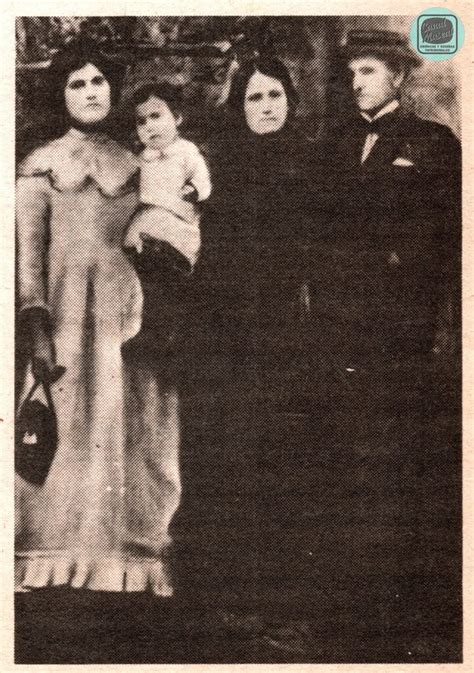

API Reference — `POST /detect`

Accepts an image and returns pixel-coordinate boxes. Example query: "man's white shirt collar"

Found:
[360,99,400,124]
[359,100,400,163]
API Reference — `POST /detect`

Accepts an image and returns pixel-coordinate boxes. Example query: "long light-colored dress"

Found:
[15,128,181,595]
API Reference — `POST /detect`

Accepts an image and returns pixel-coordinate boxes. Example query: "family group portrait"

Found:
[13,13,462,665]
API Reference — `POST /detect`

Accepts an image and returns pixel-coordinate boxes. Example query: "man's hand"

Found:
[433,326,455,357]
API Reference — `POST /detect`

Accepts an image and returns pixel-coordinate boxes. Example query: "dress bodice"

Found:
[18,128,139,196]
[18,129,140,251]
[16,129,141,332]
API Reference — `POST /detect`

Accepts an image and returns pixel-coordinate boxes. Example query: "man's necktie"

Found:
[360,114,395,163]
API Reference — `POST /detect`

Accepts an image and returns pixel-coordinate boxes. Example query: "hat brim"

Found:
[342,44,423,69]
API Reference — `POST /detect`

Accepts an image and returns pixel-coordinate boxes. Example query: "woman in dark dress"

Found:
[185,57,314,611]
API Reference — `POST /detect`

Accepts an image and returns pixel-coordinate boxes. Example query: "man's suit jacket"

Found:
[310,107,461,359]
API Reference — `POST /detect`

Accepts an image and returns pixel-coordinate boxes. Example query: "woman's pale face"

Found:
[243,70,289,135]
[64,62,111,125]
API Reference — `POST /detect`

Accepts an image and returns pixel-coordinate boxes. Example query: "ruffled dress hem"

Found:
[15,553,173,596]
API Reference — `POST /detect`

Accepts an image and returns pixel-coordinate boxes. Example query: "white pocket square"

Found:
[392,157,414,166]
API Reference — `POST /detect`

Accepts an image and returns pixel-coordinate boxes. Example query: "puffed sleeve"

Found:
[16,174,51,314]
[186,144,212,202]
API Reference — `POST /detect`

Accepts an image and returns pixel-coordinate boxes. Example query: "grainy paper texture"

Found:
[1,0,472,671]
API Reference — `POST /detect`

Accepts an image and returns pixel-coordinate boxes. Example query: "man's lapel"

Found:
[362,111,404,170]
[338,116,367,170]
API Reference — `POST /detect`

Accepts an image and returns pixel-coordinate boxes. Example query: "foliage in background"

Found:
[16,16,335,156]
[16,16,460,159]
[16,17,320,62]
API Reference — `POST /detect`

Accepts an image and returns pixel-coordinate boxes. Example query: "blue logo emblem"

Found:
[410,7,464,61]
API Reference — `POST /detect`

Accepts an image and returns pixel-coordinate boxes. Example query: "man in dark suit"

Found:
[312,29,461,378]
[307,30,462,606]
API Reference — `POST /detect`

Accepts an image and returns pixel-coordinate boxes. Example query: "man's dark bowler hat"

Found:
[341,29,422,69]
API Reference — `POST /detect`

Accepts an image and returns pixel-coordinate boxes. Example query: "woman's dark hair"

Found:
[227,56,299,117]
[46,37,126,116]
[132,82,184,119]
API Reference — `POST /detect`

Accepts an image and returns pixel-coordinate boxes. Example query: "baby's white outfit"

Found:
[124,136,211,267]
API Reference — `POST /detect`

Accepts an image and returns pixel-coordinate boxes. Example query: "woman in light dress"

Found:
[15,39,180,595]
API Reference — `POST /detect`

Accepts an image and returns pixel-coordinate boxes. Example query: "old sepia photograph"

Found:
[12,11,462,665]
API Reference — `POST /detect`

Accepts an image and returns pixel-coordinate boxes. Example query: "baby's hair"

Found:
[132,82,184,119]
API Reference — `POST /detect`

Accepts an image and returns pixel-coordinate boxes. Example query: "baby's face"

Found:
[136,96,181,151]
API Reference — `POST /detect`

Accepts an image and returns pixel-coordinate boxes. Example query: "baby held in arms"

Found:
[124,82,211,269]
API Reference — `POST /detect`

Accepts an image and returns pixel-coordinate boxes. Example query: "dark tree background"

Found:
[16,17,334,154]
[16,16,460,160]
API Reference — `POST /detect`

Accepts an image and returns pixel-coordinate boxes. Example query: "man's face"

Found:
[349,56,403,114]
